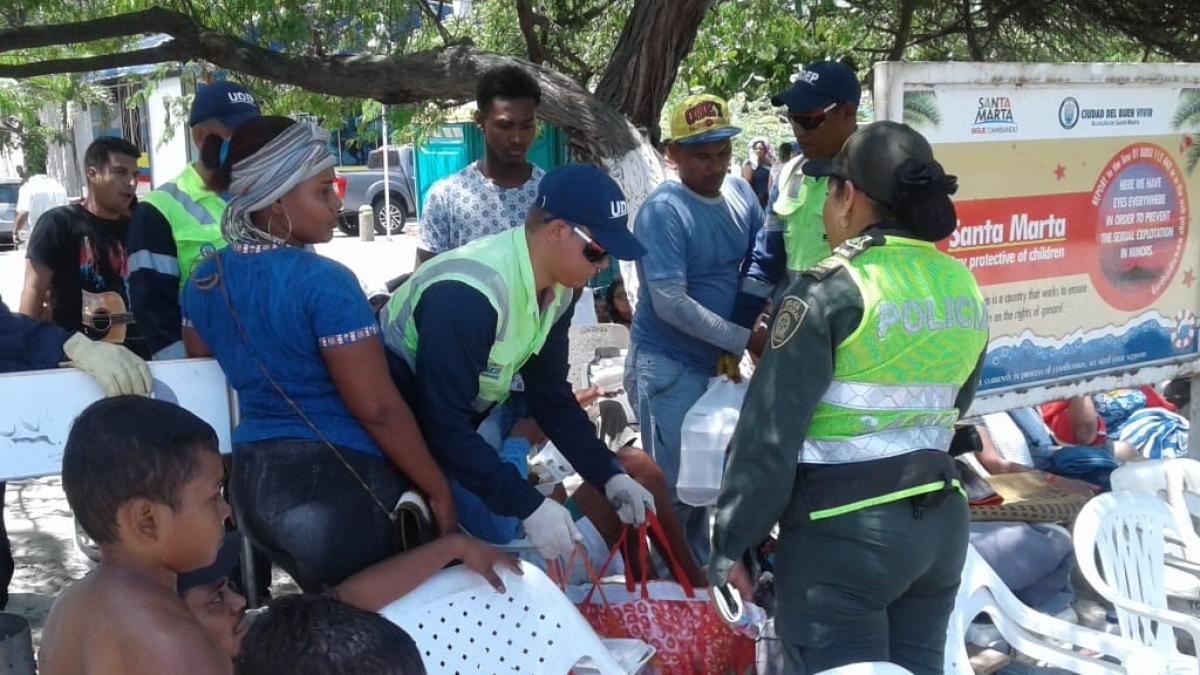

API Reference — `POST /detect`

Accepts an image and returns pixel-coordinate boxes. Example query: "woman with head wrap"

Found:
[180,117,463,592]
[710,121,987,674]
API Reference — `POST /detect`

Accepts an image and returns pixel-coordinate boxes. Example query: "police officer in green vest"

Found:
[735,61,861,329]
[710,122,988,674]
[381,164,656,562]
[128,82,261,359]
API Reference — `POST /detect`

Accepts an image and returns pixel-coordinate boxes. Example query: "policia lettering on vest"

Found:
[710,122,987,675]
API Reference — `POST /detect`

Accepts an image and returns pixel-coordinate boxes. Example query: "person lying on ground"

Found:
[1043,389,1185,461]
[39,396,233,675]
[235,594,425,675]
[180,531,518,661]
[973,414,1099,498]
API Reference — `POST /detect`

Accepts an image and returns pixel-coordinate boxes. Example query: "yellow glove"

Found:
[716,352,742,383]
[63,333,153,397]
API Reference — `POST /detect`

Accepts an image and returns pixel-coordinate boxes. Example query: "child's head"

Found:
[235,595,426,675]
[63,396,229,573]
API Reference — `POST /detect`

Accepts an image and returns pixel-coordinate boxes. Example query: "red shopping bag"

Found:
[565,512,756,675]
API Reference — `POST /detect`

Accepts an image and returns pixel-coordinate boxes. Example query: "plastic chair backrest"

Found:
[946,545,1162,674]
[379,561,625,674]
[1074,492,1178,652]
[1111,458,1200,561]
[567,323,630,390]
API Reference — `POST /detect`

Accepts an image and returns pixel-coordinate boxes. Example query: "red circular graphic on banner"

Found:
[1088,143,1189,312]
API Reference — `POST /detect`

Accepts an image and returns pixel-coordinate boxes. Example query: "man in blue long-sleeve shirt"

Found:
[382,164,655,562]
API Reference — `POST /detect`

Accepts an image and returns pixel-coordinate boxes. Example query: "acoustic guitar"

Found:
[81,290,136,344]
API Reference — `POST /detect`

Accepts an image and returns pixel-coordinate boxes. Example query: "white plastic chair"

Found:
[1111,459,1200,602]
[814,663,913,674]
[946,545,1166,674]
[379,560,629,674]
[1073,492,1200,673]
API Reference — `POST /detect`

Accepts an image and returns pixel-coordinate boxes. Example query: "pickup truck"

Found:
[336,145,417,236]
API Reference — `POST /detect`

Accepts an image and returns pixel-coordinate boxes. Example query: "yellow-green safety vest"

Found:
[803,234,988,465]
[773,156,831,277]
[140,164,227,292]
[382,226,574,412]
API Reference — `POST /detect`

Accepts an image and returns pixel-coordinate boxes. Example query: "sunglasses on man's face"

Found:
[571,226,610,263]
[543,216,610,263]
[788,102,839,131]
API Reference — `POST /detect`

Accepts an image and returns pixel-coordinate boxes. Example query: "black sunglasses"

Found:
[543,216,609,263]
[788,102,839,131]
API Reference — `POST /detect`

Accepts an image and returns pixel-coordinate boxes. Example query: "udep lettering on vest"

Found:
[877,295,988,338]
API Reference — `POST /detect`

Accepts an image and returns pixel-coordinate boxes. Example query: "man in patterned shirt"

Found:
[416,66,545,264]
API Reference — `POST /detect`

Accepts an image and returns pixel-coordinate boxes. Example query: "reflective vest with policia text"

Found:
[382,226,574,413]
[774,156,832,280]
[797,233,989,520]
[139,164,227,292]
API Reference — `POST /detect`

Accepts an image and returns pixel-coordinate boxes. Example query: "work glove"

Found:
[522,498,582,561]
[63,333,153,397]
[604,474,656,525]
[716,352,743,383]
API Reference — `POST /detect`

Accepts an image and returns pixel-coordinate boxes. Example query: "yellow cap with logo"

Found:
[668,94,742,145]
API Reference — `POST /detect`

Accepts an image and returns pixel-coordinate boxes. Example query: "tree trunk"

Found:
[594,0,718,145]
[888,0,918,61]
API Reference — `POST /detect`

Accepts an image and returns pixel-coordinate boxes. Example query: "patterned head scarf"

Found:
[221,122,335,245]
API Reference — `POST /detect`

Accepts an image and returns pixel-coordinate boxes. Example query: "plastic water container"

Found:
[678,377,745,506]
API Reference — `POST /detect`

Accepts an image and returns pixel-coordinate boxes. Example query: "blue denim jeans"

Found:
[631,347,712,565]
[231,439,409,592]
[450,399,529,543]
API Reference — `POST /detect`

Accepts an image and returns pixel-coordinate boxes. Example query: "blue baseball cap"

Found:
[771,61,861,113]
[189,82,261,130]
[536,164,646,260]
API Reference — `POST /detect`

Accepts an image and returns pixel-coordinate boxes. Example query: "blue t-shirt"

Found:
[182,243,384,457]
[631,177,763,371]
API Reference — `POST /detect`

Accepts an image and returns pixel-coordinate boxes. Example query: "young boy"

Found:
[235,594,426,675]
[39,396,233,675]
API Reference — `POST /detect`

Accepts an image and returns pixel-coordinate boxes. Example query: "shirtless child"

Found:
[40,396,233,675]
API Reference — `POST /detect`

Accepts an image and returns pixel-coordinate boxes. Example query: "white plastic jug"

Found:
[678,376,746,506]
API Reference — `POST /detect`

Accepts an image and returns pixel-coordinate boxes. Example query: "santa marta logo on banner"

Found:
[971,96,1018,136]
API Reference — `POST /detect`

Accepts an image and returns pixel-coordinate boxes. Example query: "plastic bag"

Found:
[678,375,747,506]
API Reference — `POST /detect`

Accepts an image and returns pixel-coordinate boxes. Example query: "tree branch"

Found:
[0,8,641,162]
[409,0,453,46]
[0,8,192,53]
[557,0,624,29]
[515,0,547,64]
[0,42,191,78]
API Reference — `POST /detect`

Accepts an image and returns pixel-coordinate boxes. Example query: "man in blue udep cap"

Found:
[626,94,765,566]
[128,80,262,361]
[381,164,656,562]
[734,60,861,329]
